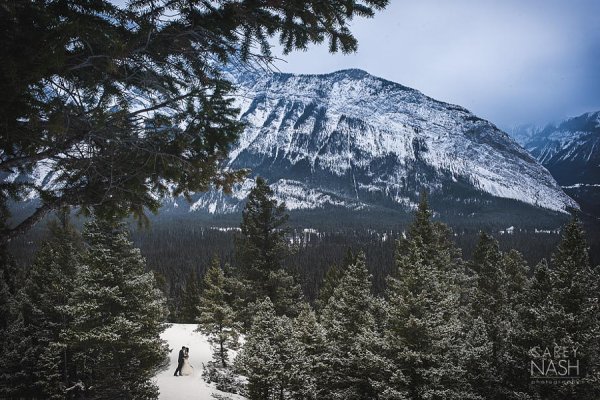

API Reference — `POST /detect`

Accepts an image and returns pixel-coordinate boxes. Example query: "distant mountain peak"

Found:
[508,110,599,220]
[323,68,370,77]
[509,109,600,186]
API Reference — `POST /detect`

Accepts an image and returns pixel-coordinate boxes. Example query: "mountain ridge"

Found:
[186,68,575,216]
[510,111,599,184]
[509,110,600,219]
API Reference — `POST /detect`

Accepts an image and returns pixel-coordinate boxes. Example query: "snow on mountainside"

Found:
[190,68,575,214]
[510,111,600,186]
[509,111,600,219]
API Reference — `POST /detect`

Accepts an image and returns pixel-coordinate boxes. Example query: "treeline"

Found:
[5,215,575,319]
[192,179,600,399]
[9,199,600,316]
[132,223,564,320]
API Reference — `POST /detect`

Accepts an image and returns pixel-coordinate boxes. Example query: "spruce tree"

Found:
[498,249,533,398]
[522,257,552,356]
[381,194,476,400]
[316,263,343,311]
[466,232,505,400]
[222,262,247,323]
[293,303,328,398]
[529,216,600,399]
[235,177,303,320]
[197,258,240,368]
[235,297,310,400]
[0,217,82,399]
[0,264,26,398]
[466,233,532,400]
[62,217,169,399]
[0,244,18,333]
[316,248,355,311]
[320,253,383,399]
[0,206,20,334]
[179,270,203,323]
[1,0,389,243]
[0,214,22,397]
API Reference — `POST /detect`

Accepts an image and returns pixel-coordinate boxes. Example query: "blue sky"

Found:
[270,0,600,129]
[113,0,600,129]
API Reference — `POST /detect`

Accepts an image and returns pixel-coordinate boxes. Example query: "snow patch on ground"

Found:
[154,324,247,400]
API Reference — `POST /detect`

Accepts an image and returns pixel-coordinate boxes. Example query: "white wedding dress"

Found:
[181,356,194,376]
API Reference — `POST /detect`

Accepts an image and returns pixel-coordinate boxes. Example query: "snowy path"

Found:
[154,324,247,400]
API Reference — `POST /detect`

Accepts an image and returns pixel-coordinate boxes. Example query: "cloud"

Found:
[271,0,600,128]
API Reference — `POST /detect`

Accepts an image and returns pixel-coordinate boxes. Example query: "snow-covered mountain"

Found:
[186,69,575,216]
[509,111,599,218]
[510,111,600,186]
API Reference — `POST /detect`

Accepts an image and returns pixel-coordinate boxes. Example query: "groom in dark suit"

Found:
[174,346,185,376]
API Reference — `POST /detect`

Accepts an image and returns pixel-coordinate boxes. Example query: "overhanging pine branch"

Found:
[0,201,57,245]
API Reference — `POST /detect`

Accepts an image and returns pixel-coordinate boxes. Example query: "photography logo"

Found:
[529,345,581,384]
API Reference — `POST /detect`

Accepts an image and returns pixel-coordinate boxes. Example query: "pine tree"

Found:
[320,253,383,399]
[0,208,20,334]
[498,249,533,398]
[316,263,343,311]
[0,256,26,397]
[316,248,355,311]
[235,177,303,321]
[0,245,18,334]
[381,194,476,400]
[267,268,303,319]
[235,297,310,400]
[197,258,240,368]
[522,257,552,353]
[466,232,505,400]
[61,217,169,399]
[0,212,22,397]
[293,303,327,398]
[1,0,390,243]
[528,258,552,310]
[0,217,82,399]
[179,270,203,323]
[466,233,532,399]
[528,216,600,399]
[222,262,248,324]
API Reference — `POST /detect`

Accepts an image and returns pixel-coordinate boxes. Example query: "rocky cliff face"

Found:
[187,69,575,215]
[510,111,599,218]
[511,111,600,186]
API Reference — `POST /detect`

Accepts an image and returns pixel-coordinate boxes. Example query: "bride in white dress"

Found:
[181,347,194,376]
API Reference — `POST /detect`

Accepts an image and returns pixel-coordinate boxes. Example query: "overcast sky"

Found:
[270,0,600,129]
[112,0,600,129]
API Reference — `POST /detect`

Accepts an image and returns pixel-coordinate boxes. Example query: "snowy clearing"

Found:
[154,324,247,400]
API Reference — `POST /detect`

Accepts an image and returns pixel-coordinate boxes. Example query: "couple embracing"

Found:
[174,346,193,376]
